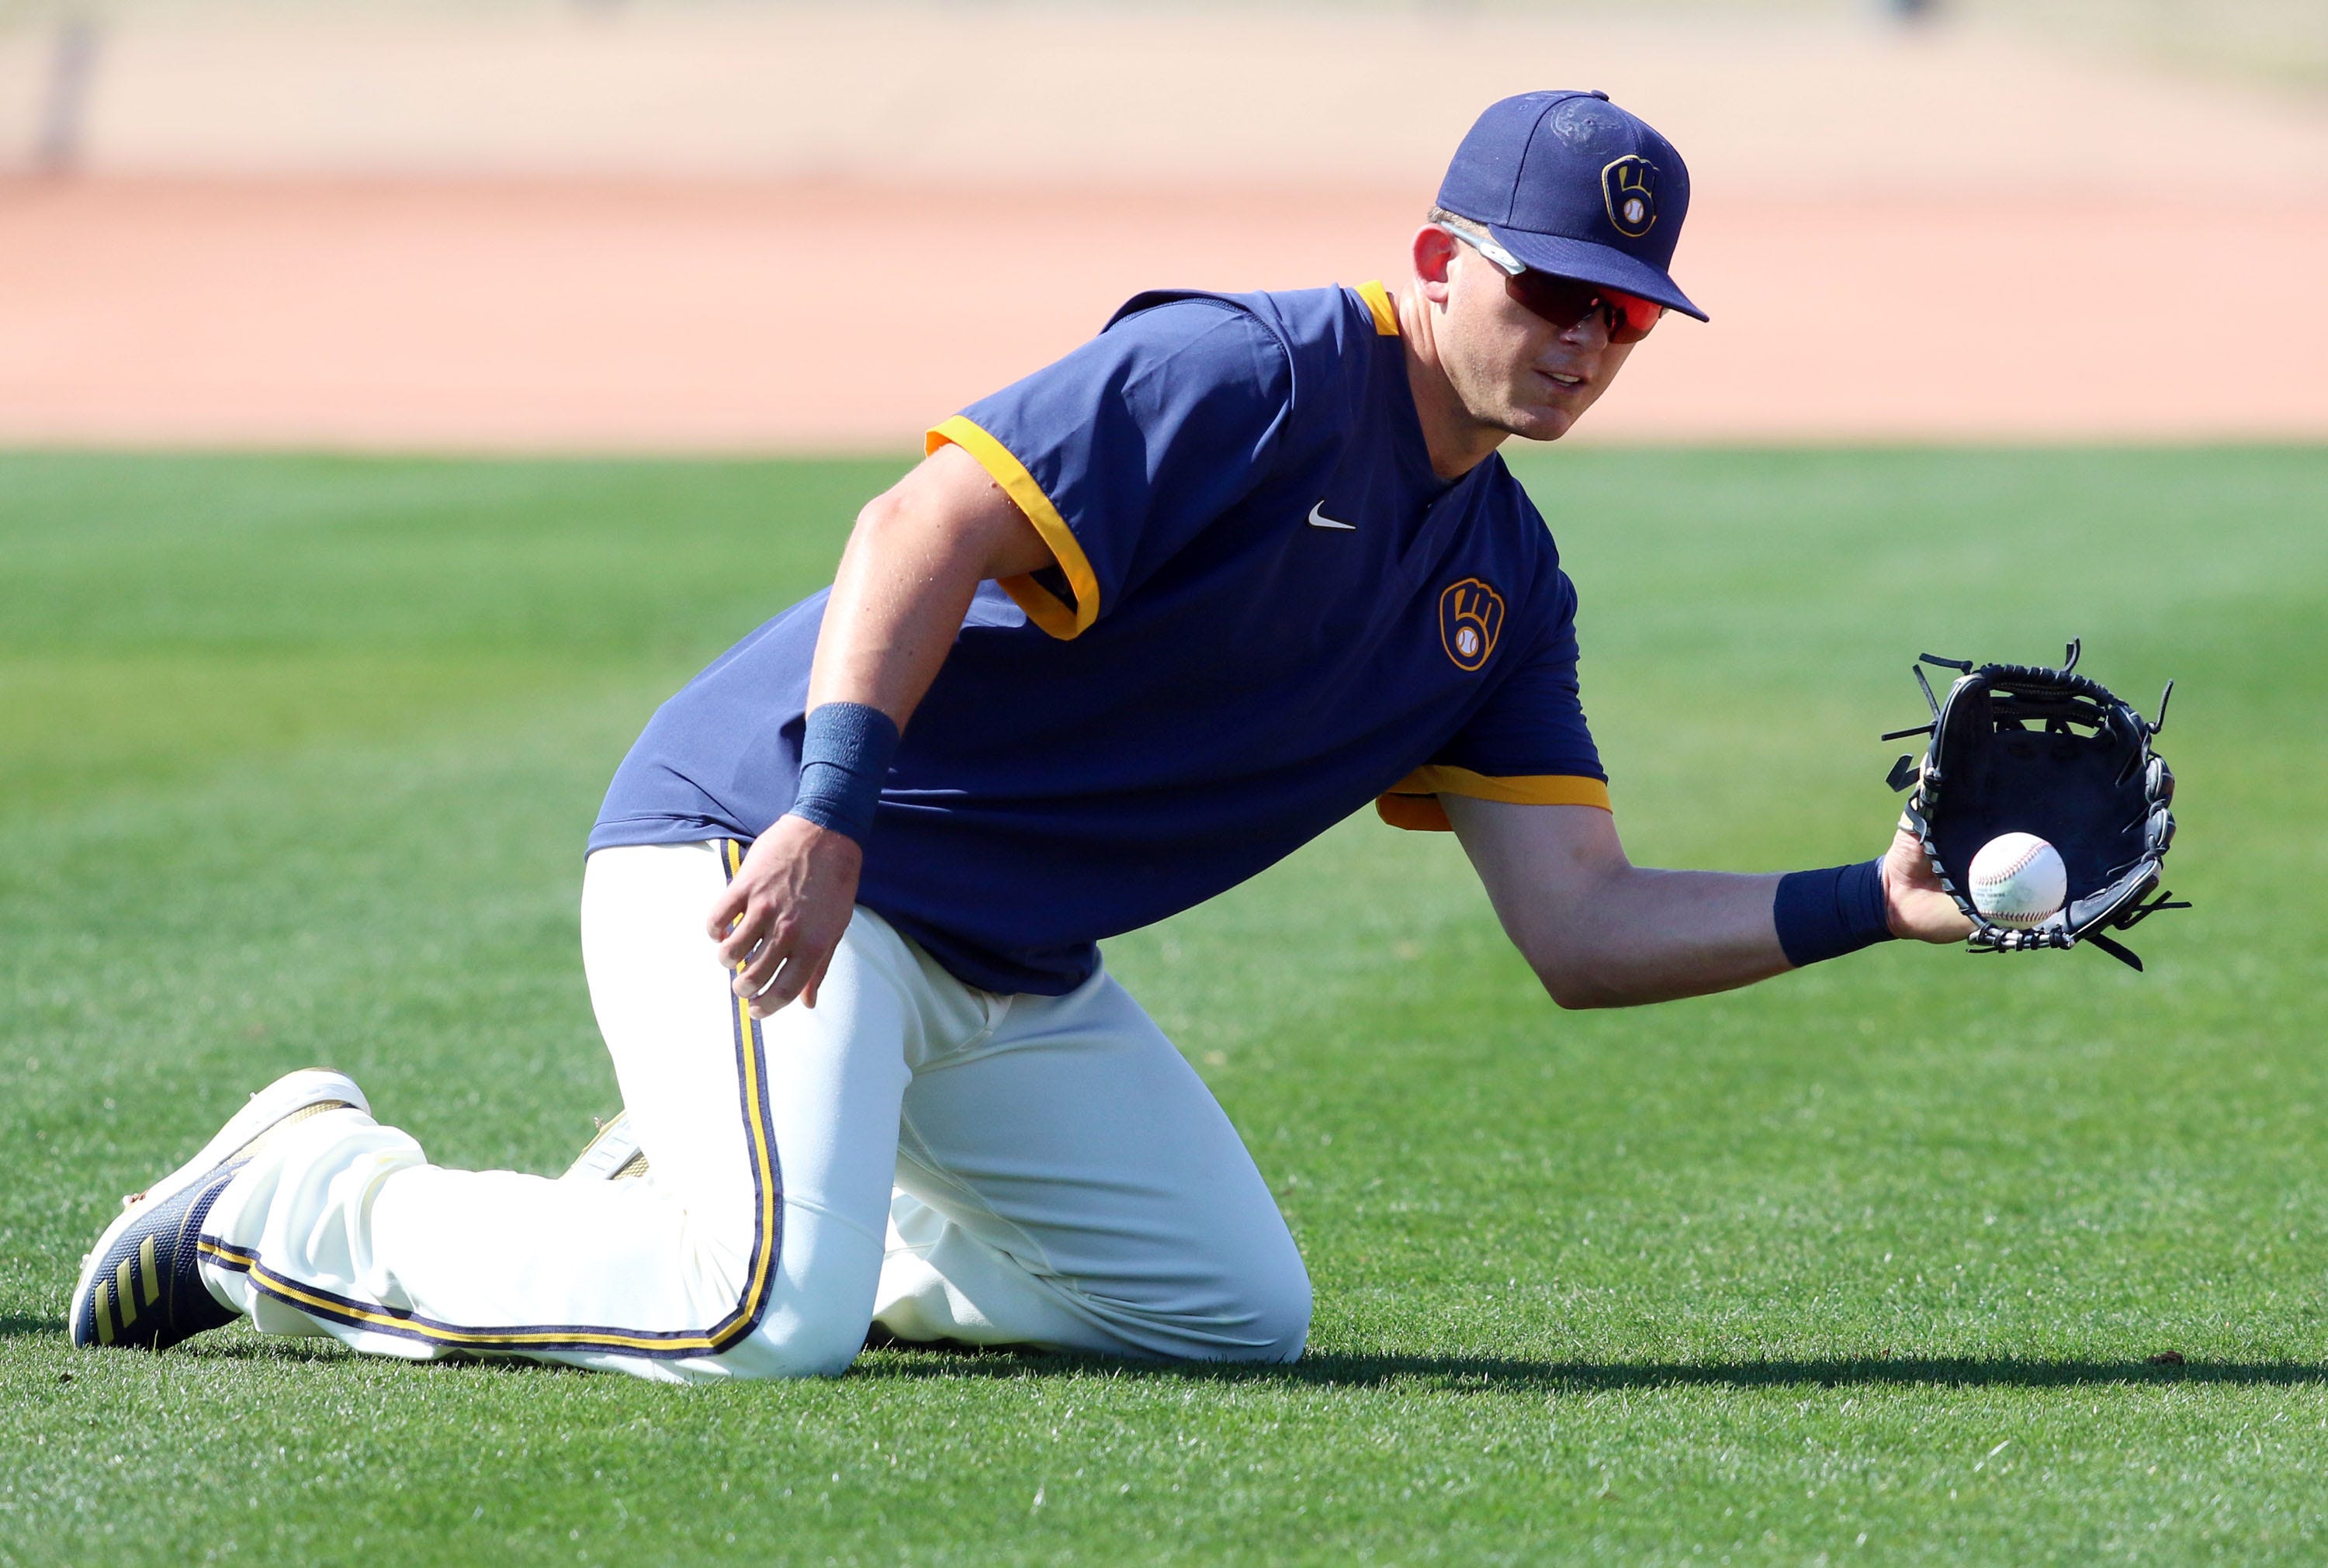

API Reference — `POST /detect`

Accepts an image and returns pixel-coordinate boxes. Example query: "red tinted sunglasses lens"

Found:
[1603,288,1663,344]
[1508,272,1663,344]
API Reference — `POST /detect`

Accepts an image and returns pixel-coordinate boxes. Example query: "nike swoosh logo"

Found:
[1307,501,1357,531]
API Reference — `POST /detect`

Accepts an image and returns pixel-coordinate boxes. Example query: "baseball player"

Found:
[71,92,1972,1378]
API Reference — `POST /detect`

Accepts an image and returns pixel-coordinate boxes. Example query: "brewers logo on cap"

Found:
[1439,578,1505,671]
[1601,155,1658,240]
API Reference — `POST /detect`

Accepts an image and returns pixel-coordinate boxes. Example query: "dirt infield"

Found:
[1,6,2323,449]
[3,175,2319,451]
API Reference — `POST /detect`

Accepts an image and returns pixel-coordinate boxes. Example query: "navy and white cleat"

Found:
[70,1068,367,1351]
[561,1109,649,1182]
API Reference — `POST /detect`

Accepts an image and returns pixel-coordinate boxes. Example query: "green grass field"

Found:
[2,446,2323,1565]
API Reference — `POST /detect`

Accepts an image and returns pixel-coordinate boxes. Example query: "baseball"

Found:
[1967,832,2067,926]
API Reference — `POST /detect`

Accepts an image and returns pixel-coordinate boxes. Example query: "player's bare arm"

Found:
[1447,799,1972,1009]
[709,443,1050,1015]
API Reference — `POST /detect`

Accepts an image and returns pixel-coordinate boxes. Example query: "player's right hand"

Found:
[1879,817,1975,944]
[706,815,864,1016]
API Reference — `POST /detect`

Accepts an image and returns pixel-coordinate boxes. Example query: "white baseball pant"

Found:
[197,839,1310,1382]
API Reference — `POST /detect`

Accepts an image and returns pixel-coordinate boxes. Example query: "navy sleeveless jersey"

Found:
[591,282,1609,995]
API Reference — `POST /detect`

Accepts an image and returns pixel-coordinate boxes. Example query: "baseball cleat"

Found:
[562,1109,649,1181]
[70,1068,367,1351]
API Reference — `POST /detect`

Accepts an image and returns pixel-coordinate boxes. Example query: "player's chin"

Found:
[1502,404,1582,443]
[1503,382,1601,442]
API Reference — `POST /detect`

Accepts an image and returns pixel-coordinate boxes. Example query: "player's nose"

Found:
[1553,307,1611,352]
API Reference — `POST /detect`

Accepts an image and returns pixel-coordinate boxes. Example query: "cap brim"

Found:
[1488,226,1708,322]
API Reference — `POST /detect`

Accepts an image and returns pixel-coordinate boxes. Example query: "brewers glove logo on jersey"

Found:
[1439,578,1505,671]
[1601,155,1659,239]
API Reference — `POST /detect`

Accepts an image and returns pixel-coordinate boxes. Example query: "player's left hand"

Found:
[706,815,864,1016]
[1880,819,1975,943]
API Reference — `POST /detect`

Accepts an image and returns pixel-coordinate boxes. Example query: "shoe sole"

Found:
[563,1109,649,1182]
[71,1068,369,1331]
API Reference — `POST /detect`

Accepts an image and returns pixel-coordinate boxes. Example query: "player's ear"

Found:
[1412,225,1458,303]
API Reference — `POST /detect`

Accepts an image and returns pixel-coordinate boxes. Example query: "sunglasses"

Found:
[1439,222,1665,344]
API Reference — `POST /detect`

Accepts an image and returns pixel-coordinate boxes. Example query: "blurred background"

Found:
[2,0,2324,451]
[9,15,2328,1562]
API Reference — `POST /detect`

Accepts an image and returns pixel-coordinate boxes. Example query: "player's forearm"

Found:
[1446,797,1793,1009]
[725,457,1050,1009]
[1526,864,1790,1009]
[771,452,1052,854]
[804,446,1053,725]
[805,498,989,725]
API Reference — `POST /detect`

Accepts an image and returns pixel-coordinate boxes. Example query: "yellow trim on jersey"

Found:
[1394,767,1612,807]
[1375,768,1612,832]
[1355,280,1400,337]
[1375,794,1456,832]
[927,414,1099,640]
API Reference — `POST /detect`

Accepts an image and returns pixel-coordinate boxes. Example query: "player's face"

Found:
[1436,240,1639,443]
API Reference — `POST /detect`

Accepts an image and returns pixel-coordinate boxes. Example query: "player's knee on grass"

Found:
[714,1221,893,1379]
[1246,1242,1314,1364]
[1088,1217,1313,1365]
[1228,1272,1311,1365]
[754,1321,868,1379]
[719,1293,880,1379]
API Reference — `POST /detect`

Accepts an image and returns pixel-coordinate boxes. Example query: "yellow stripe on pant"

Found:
[193,839,783,1358]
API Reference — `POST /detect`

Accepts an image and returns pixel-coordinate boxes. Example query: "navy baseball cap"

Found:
[1437,90,1706,322]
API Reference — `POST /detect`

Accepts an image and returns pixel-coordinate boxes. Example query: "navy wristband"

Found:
[785,701,899,846]
[1773,859,1896,968]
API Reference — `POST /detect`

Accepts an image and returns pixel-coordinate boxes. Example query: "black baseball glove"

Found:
[1883,641,2185,971]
